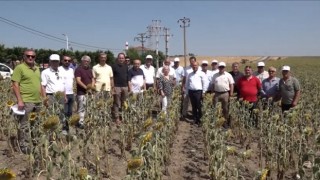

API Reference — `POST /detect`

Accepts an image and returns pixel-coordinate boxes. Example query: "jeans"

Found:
[64,94,74,118]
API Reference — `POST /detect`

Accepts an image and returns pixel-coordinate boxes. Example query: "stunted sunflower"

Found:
[69,114,80,126]
[123,100,128,111]
[260,169,269,180]
[6,100,14,107]
[127,157,143,170]
[154,122,164,131]
[43,115,59,130]
[78,167,88,180]
[141,132,153,146]
[96,100,104,109]
[54,91,65,100]
[29,112,37,122]
[143,117,153,130]
[0,168,16,180]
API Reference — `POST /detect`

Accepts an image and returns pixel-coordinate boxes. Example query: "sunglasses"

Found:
[64,60,71,62]
[26,55,36,58]
[268,71,275,73]
[218,66,225,68]
[202,64,208,66]
[55,72,60,80]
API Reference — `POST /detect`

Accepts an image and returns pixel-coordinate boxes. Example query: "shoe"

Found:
[76,123,85,129]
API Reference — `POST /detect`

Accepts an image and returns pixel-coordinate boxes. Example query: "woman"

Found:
[158,66,175,114]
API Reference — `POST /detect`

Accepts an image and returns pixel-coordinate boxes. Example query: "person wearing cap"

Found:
[253,62,269,82]
[211,62,234,126]
[112,53,129,125]
[128,59,146,94]
[58,55,75,131]
[186,62,208,126]
[92,52,114,99]
[140,55,155,90]
[172,57,184,85]
[279,65,300,112]
[75,55,94,129]
[201,60,213,93]
[229,62,244,98]
[41,54,68,132]
[181,56,197,119]
[11,49,46,154]
[261,66,280,100]
[211,59,219,75]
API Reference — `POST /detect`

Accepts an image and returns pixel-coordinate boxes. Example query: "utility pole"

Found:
[134,33,149,55]
[62,33,69,50]
[162,27,173,58]
[178,17,190,67]
[147,20,162,71]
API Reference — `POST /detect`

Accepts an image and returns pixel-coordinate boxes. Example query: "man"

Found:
[187,62,208,125]
[41,54,67,132]
[92,52,113,99]
[112,53,129,124]
[201,60,213,93]
[126,56,133,71]
[211,59,219,75]
[229,62,244,98]
[156,58,177,79]
[74,55,94,129]
[181,56,197,119]
[140,55,155,90]
[172,57,184,85]
[253,62,269,82]
[69,58,78,70]
[261,66,280,100]
[58,55,75,129]
[128,59,146,94]
[11,49,45,154]
[279,65,300,112]
[211,62,234,126]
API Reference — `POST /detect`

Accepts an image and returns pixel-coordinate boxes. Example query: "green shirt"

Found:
[11,63,41,103]
[279,76,300,105]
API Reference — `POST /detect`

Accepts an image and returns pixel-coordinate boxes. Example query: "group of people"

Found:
[10,49,300,154]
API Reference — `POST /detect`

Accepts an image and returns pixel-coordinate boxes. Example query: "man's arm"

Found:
[229,84,234,97]
[292,90,300,107]
[76,77,87,90]
[12,81,24,110]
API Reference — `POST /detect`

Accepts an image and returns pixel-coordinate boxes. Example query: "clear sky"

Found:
[0,1,319,56]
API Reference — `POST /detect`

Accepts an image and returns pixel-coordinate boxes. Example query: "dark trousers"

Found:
[64,94,74,118]
[146,84,154,90]
[188,90,203,123]
[281,103,292,112]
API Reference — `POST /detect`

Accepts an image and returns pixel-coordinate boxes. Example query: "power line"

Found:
[0,16,122,51]
[134,33,150,54]
[178,17,190,67]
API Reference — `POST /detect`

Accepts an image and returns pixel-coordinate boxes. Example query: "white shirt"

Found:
[172,65,184,84]
[202,70,213,91]
[211,71,234,92]
[187,69,208,93]
[41,67,65,94]
[140,64,155,84]
[58,66,74,94]
[253,70,269,82]
[156,66,176,79]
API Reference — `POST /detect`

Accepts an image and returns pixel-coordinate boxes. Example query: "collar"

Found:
[50,67,59,72]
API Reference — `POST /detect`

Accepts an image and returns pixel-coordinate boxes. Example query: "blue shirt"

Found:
[261,77,280,98]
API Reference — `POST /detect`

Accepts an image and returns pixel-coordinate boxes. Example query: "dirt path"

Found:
[163,120,210,180]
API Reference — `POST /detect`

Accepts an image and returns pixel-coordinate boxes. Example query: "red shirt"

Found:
[237,76,261,102]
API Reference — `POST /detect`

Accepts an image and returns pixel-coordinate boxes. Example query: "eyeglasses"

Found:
[64,60,71,62]
[268,71,275,73]
[202,64,208,66]
[55,72,59,80]
[26,55,36,59]
[218,66,225,68]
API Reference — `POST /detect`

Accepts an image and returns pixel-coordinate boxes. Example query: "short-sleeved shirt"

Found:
[11,63,41,103]
[211,71,234,92]
[279,76,300,104]
[93,63,113,91]
[58,66,74,95]
[229,71,244,93]
[261,77,280,98]
[140,64,155,84]
[112,63,128,87]
[41,67,65,94]
[74,66,93,95]
[172,66,184,84]
[237,76,261,103]
[253,70,269,82]
[128,68,145,93]
[156,66,176,79]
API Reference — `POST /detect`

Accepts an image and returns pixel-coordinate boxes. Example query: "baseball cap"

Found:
[257,62,265,67]
[146,55,153,59]
[202,60,208,65]
[218,62,226,67]
[174,57,180,62]
[282,65,290,71]
[211,59,218,64]
[49,54,60,61]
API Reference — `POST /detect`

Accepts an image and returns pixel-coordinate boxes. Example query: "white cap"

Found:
[282,65,290,71]
[49,54,60,61]
[218,62,226,67]
[146,55,153,59]
[211,59,218,64]
[257,62,265,67]
[201,60,208,65]
[174,57,180,62]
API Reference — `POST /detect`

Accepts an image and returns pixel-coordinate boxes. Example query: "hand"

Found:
[18,101,24,111]
[292,101,298,107]
[43,98,49,107]
[64,96,68,103]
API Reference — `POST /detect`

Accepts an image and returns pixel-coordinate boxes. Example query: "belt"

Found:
[214,91,228,93]
[46,93,53,95]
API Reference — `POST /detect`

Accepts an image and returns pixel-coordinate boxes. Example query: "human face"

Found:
[282,70,290,78]
[99,55,107,65]
[211,63,218,70]
[164,60,171,66]
[258,66,264,73]
[201,63,208,71]
[232,64,239,72]
[146,59,152,66]
[117,54,125,64]
[218,66,225,73]
[192,62,199,72]
[162,66,169,75]
[23,50,36,66]
[62,56,71,67]
[133,60,141,69]
[268,69,276,78]
[81,59,90,68]
[50,60,60,70]
[189,58,196,65]
[125,58,131,64]
[244,67,252,77]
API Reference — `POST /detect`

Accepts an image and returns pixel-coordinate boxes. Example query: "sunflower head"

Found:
[29,112,37,122]
[141,132,153,146]
[143,117,153,130]
[6,100,14,107]
[0,168,16,180]
[43,115,60,131]
[78,167,88,180]
[127,157,143,171]
[69,114,80,126]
